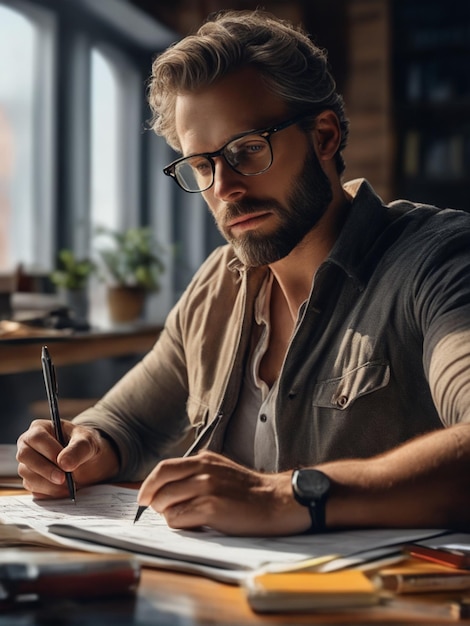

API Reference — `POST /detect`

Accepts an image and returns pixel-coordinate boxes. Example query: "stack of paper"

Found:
[0,484,452,584]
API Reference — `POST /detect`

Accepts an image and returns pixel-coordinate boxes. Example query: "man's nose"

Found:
[212,158,247,202]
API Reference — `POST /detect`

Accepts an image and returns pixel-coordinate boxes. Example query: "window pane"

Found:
[90,48,120,233]
[0,5,36,271]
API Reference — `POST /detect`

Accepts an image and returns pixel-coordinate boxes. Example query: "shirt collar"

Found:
[227,178,389,289]
[325,178,391,289]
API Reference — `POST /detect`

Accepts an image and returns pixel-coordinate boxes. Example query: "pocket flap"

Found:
[312,361,390,410]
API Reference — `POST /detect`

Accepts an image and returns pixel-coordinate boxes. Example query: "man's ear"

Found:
[312,110,341,161]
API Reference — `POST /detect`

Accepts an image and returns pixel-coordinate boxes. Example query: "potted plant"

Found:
[50,249,95,319]
[95,226,165,323]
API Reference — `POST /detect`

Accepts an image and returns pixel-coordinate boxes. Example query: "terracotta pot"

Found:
[107,286,146,323]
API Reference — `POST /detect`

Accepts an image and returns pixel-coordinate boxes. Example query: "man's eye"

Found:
[230,139,268,161]
[189,159,211,175]
[245,143,265,153]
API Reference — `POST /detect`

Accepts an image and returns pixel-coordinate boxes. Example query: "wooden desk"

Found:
[1,556,467,625]
[1,489,468,625]
[106,567,469,625]
[0,325,161,375]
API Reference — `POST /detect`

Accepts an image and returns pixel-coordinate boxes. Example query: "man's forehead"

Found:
[174,69,288,153]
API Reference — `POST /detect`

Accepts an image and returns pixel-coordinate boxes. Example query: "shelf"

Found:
[391,0,470,212]
[0,324,162,375]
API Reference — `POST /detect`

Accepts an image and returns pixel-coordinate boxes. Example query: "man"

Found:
[17,10,470,536]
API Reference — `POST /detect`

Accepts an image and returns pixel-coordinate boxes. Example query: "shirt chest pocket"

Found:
[312,360,390,410]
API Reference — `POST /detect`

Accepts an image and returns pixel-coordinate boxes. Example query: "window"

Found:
[0,0,221,323]
[0,1,55,272]
[90,45,142,235]
[90,49,121,233]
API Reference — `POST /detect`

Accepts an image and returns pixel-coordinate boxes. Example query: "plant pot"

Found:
[107,286,146,323]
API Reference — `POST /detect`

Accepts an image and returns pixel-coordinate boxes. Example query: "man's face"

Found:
[175,67,333,267]
[215,141,332,267]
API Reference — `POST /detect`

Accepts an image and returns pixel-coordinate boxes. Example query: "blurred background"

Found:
[0,0,469,443]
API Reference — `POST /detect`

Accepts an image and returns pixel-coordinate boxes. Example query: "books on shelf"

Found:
[403,130,466,180]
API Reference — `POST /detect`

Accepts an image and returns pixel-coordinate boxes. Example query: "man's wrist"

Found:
[96,429,122,475]
[291,469,331,533]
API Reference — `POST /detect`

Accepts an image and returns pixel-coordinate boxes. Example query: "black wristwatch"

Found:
[291,469,331,533]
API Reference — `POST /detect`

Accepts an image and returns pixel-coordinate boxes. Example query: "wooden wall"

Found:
[343,0,394,202]
[130,0,394,201]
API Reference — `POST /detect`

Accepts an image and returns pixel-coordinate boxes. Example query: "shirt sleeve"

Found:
[428,329,470,426]
[72,305,191,481]
[71,244,233,481]
[418,219,470,426]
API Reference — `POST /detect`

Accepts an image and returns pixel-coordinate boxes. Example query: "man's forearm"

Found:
[318,423,470,530]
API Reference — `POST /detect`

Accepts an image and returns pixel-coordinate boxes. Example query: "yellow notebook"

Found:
[243,570,380,613]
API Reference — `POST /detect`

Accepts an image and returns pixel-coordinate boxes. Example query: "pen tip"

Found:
[133,505,146,524]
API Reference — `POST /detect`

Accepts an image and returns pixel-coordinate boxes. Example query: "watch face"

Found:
[296,470,330,499]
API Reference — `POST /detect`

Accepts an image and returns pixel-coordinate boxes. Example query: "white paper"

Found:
[0,484,449,582]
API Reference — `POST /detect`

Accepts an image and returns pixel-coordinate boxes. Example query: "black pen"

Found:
[41,345,76,502]
[133,505,146,524]
[133,436,190,522]
[132,414,222,524]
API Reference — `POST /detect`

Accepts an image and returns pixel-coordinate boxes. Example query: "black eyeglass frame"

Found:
[162,114,311,193]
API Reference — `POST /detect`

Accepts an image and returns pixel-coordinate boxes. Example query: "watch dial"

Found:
[298,470,330,497]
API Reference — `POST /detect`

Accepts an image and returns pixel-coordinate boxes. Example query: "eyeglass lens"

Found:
[175,134,273,192]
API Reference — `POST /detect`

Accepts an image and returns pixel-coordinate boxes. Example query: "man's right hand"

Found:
[16,419,120,499]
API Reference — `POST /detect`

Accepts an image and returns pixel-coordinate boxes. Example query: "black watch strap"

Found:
[306,498,326,533]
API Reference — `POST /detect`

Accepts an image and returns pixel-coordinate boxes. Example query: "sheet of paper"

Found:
[422,533,470,550]
[0,484,449,577]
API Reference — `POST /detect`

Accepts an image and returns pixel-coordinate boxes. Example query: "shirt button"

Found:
[259,413,267,423]
[336,395,348,408]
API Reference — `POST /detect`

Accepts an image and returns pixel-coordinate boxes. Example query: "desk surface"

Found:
[2,555,467,625]
[0,324,161,375]
[1,490,468,625]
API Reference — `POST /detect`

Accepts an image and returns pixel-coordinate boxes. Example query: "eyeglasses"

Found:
[163,114,309,193]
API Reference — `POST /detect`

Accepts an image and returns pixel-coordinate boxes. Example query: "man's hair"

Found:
[148,9,349,174]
